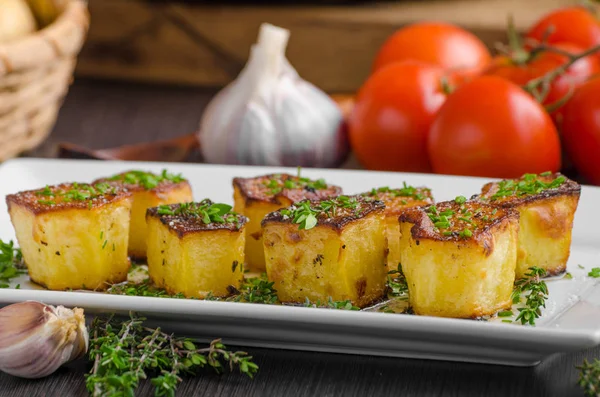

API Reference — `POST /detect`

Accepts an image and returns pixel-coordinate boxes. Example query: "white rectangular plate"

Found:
[1,158,599,367]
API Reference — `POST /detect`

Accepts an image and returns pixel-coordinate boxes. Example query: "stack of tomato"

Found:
[348,6,600,185]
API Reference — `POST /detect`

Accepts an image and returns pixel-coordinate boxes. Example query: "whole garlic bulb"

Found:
[0,0,37,43]
[199,23,349,168]
[0,301,89,378]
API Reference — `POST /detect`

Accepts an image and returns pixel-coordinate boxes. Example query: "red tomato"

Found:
[349,61,452,172]
[483,55,533,85]
[561,78,600,185]
[484,43,600,121]
[372,22,491,78]
[526,7,600,51]
[427,76,561,178]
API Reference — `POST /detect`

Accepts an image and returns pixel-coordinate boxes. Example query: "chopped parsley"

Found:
[108,169,185,190]
[35,182,117,205]
[366,182,430,201]
[262,168,329,195]
[425,197,492,239]
[279,195,363,230]
[588,268,600,278]
[156,199,239,225]
[489,172,566,201]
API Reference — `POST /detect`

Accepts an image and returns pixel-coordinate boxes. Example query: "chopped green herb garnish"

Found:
[156,200,239,225]
[262,170,330,195]
[454,195,467,204]
[490,172,566,201]
[279,195,363,230]
[366,182,430,201]
[387,263,408,299]
[588,268,600,278]
[303,297,360,310]
[459,229,473,238]
[36,182,117,205]
[564,272,573,280]
[109,169,185,190]
[498,310,513,317]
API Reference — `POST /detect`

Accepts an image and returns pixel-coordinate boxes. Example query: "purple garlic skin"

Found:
[0,301,89,379]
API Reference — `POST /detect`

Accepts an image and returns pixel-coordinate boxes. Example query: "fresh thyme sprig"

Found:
[490,172,566,201]
[578,359,600,397]
[280,195,361,230]
[109,169,185,190]
[511,266,549,325]
[233,275,278,304]
[0,239,24,288]
[387,264,408,299]
[86,314,258,397]
[157,200,239,225]
[203,273,278,304]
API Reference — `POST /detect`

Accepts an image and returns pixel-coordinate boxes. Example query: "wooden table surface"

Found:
[1,78,597,397]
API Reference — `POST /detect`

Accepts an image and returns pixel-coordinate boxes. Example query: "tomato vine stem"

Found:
[523,44,600,103]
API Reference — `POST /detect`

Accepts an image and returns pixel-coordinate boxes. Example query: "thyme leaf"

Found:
[512,266,549,326]
[86,314,258,396]
[0,239,25,288]
[578,359,600,397]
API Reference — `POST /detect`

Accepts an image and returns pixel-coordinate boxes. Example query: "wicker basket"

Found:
[0,0,89,161]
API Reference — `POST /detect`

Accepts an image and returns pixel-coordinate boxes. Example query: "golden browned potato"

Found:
[6,183,133,290]
[233,173,342,272]
[94,170,193,259]
[146,200,247,299]
[399,197,519,319]
[361,184,433,272]
[476,172,580,279]
[262,195,387,308]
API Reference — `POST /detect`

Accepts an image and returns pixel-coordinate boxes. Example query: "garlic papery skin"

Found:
[199,23,349,168]
[0,301,89,379]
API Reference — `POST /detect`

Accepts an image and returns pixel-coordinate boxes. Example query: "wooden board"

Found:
[75,0,581,92]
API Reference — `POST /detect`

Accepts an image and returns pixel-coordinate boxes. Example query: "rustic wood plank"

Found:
[75,0,582,92]
[1,342,597,396]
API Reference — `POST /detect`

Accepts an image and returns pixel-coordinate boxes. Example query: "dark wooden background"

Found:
[0,78,596,396]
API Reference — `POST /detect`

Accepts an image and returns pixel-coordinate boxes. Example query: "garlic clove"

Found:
[0,301,89,379]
